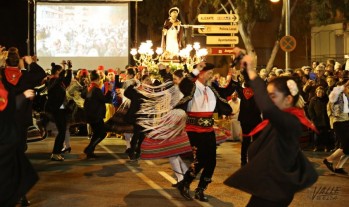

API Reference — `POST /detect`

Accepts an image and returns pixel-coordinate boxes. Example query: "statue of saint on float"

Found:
[161,7,183,60]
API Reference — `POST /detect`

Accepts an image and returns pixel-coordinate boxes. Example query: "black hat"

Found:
[194,63,215,71]
[127,68,135,76]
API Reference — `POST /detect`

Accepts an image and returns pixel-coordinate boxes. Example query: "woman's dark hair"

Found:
[141,74,149,82]
[173,69,184,78]
[51,62,63,75]
[268,76,301,107]
[6,47,20,67]
[90,70,100,81]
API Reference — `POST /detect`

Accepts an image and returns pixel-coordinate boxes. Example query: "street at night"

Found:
[25,136,349,207]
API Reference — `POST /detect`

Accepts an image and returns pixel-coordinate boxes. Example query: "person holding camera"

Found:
[45,61,72,161]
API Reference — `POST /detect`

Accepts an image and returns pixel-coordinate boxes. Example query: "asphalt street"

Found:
[24,136,349,207]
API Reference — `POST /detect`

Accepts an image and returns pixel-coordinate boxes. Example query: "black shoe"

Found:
[127,150,137,161]
[241,161,247,167]
[323,159,334,172]
[195,188,209,202]
[50,154,64,161]
[177,181,192,200]
[330,148,338,153]
[334,168,348,175]
[135,152,141,160]
[172,182,179,188]
[18,196,30,206]
[86,153,98,159]
[61,147,72,153]
[125,148,131,154]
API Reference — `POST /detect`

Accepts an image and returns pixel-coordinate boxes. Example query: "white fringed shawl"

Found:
[137,81,187,140]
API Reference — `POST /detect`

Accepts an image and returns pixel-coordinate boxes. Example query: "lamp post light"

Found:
[271,0,290,69]
[179,42,208,69]
[130,40,163,71]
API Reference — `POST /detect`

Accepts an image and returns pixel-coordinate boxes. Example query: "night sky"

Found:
[0,0,29,55]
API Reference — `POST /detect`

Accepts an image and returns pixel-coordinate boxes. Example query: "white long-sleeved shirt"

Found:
[187,79,216,112]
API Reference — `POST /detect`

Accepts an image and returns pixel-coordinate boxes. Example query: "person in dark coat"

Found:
[46,62,72,161]
[235,78,262,166]
[224,49,318,207]
[0,47,39,207]
[8,47,47,154]
[6,47,45,205]
[175,62,232,202]
[83,70,111,158]
[123,75,152,160]
[308,86,331,151]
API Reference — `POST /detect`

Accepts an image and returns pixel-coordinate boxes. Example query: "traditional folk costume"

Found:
[224,77,318,206]
[136,81,191,160]
[135,81,190,183]
[175,63,232,201]
[0,67,39,206]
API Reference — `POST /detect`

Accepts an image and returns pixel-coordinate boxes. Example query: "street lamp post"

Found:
[271,0,290,69]
[284,0,290,69]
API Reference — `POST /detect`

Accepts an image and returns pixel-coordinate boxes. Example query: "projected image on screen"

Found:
[36,3,128,57]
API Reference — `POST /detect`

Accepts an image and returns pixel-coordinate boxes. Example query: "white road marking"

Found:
[145,160,155,166]
[101,144,214,207]
[158,171,177,184]
[100,145,186,207]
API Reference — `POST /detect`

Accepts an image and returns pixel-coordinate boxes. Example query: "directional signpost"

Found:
[206,36,239,45]
[198,25,238,34]
[198,14,239,23]
[197,13,240,55]
[207,47,236,55]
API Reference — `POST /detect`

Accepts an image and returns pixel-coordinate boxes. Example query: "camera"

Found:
[67,60,72,69]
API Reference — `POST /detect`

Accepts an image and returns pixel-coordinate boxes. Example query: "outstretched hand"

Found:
[232,47,258,81]
[195,61,206,72]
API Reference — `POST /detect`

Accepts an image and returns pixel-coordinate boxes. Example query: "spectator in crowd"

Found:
[324,72,349,175]
[308,86,331,152]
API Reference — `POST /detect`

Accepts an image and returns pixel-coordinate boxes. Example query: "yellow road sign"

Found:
[198,14,239,23]
[206,36,239,45]
[198,25,238,34]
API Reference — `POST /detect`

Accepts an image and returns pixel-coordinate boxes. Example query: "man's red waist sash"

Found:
[186,112,214,133]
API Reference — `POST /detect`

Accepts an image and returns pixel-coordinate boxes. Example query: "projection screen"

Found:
[35,2,129,70]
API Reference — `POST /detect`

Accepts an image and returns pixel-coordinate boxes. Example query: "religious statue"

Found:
[161,7,183,60]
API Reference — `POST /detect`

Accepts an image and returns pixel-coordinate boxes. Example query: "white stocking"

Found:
[169,156,186,182]
[124,133,133,149]
[336,155,349,169]
[327,148,343,162]
[177,156,188,173]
